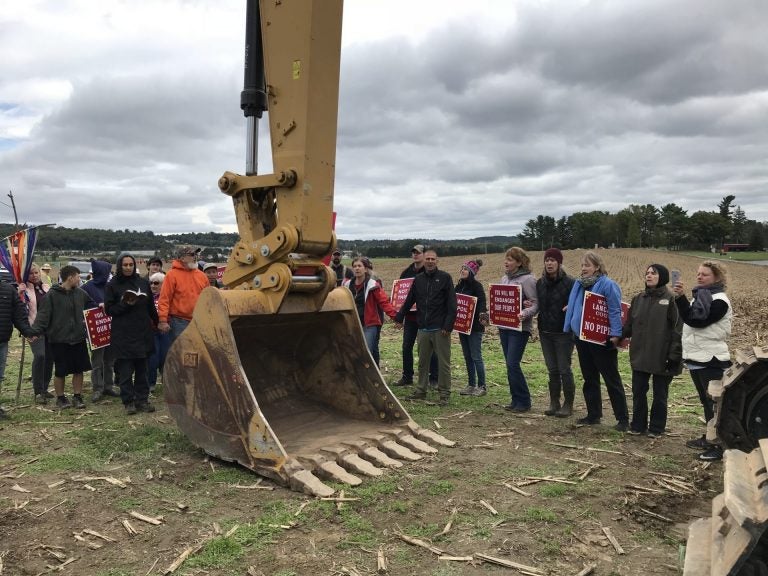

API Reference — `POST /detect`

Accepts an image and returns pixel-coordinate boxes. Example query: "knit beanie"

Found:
[544,247,563,264]
[648,263,670,287]
[463,260,480,276]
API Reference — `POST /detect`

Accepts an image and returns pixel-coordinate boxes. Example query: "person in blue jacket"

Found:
[563,251,628,431]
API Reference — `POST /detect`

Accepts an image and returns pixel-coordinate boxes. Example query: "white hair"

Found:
[149,272,166,283]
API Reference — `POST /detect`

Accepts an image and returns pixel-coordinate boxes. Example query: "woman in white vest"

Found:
[672,260,732,462]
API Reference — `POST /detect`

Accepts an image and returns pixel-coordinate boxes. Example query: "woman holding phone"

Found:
[672,261,732,461]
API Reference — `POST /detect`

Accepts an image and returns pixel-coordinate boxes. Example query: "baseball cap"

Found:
[412,244,425,254]
[41,263,52,270]
[175,246,201,259]
[203,262,218,272]
[332,249,341,256]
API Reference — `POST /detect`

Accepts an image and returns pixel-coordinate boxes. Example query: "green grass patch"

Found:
[337,509,377,548]
[184,536,243,570]
[539,482,570,498]
[519,506,558,523]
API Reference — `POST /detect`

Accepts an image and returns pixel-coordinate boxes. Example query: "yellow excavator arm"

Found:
[162,0,454,497]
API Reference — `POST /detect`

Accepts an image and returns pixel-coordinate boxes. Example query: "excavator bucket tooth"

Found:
[164,287,448,492]
[380,429,438,454]
[342,440,405,468]
[407,422,457,447]
[320,446,384,477]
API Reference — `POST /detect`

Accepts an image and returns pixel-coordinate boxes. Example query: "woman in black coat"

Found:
[105,253,158,414]
[456,259,488,397]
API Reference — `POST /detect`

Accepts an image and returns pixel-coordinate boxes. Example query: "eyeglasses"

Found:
[150,281,162,285]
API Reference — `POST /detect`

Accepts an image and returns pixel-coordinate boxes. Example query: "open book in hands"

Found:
[122,288,148,305]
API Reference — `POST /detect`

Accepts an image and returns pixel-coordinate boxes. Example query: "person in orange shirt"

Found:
[156,246,209,343]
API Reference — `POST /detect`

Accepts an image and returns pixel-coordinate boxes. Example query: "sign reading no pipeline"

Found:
[580,291,629,347]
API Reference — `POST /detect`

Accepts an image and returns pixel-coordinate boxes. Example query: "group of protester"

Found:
[1,244,733,463]
[0,246,214,419]
[343,244,731,462]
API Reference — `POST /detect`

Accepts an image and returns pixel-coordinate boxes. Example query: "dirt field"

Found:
[1,248,766,576]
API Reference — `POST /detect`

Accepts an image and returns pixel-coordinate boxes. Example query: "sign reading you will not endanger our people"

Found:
[488,283,522,330]
[580,291,630,347]
[453,294,477,335]
[84,307,111,350]
[390,278,416,312]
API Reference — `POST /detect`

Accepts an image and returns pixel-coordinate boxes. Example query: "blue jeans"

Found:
[499,329,531,408]
[169,316,191,344]
[147,332,171,388]
[363,325,382,366]
[0,341,8,382]
[459,331,485,389]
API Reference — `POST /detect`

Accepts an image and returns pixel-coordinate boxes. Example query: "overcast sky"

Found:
[2,0,767,240]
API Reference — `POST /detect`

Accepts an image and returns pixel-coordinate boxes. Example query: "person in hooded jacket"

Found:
[621,264,683,438]
[456,259,488,397]
[81,259,118,402]
[105,253,159,415]
[343,257,397,366]
[157,246,209,342]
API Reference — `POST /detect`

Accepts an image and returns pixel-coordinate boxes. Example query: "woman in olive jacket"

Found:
[621,264,682,437]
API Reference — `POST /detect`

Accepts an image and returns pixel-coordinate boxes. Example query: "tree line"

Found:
[517,196,766,251]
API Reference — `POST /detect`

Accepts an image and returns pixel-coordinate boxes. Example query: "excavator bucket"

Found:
[163,286,454,496]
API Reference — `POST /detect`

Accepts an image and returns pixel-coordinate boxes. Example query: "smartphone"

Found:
[671,269,681,286]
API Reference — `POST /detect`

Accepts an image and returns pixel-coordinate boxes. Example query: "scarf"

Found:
[578,274,600,289]
[689,282,725,321]
[506,268,530,281]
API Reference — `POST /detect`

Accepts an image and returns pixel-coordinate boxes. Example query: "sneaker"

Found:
[72,395,86,409]
[575,416,601,426]
[699,446,723,461]
[437,398,449,406]
[503,403,517,412]
[136,403,156,413]
[35,394,48,405]
[685,435,710,450]
[0,406,7,419]
[647,431,662,439]
[510,406,531,413]
[91,391,103,403]
[392,378,413,387]
[429,379,439,390]
[459,386,476,396]
[406,393,426,401]
[56,396,72,409]
[44,391,55,399]
[614,421,629,432]
[626,428,644,436]
[124,403,137,415]
[103,388,120,397]
[472,387,487,397]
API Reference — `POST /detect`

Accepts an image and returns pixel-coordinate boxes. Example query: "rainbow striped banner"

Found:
[0,226,40,283]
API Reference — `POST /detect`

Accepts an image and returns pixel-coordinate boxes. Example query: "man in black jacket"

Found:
[0,281,35,419]
[395,249,457,405]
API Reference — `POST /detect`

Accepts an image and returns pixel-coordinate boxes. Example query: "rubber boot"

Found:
[544,381,561,416]
[555,380,575,418]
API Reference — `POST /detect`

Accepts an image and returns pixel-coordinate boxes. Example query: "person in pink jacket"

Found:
[343,257,397,367]
[18,263,54,404]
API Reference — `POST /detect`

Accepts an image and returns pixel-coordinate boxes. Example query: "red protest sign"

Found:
[454,294,477,335]
[580,291,629,346]
[217,265,226,281]
[489,284,522,330]
[391,278,415,312]
[84,307,111,350]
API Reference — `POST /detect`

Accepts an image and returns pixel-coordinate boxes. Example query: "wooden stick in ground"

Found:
[479,500,498,515]
[394,532,443,556]
[502,482,532,497]
[601,526,625,554]
[16,337,26,403]
[129,511,163,526]
[435,507,458,537]
[574,564,597,576]
[474,553,545,575]
[163,534,216,574]
[377,547,387,574]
